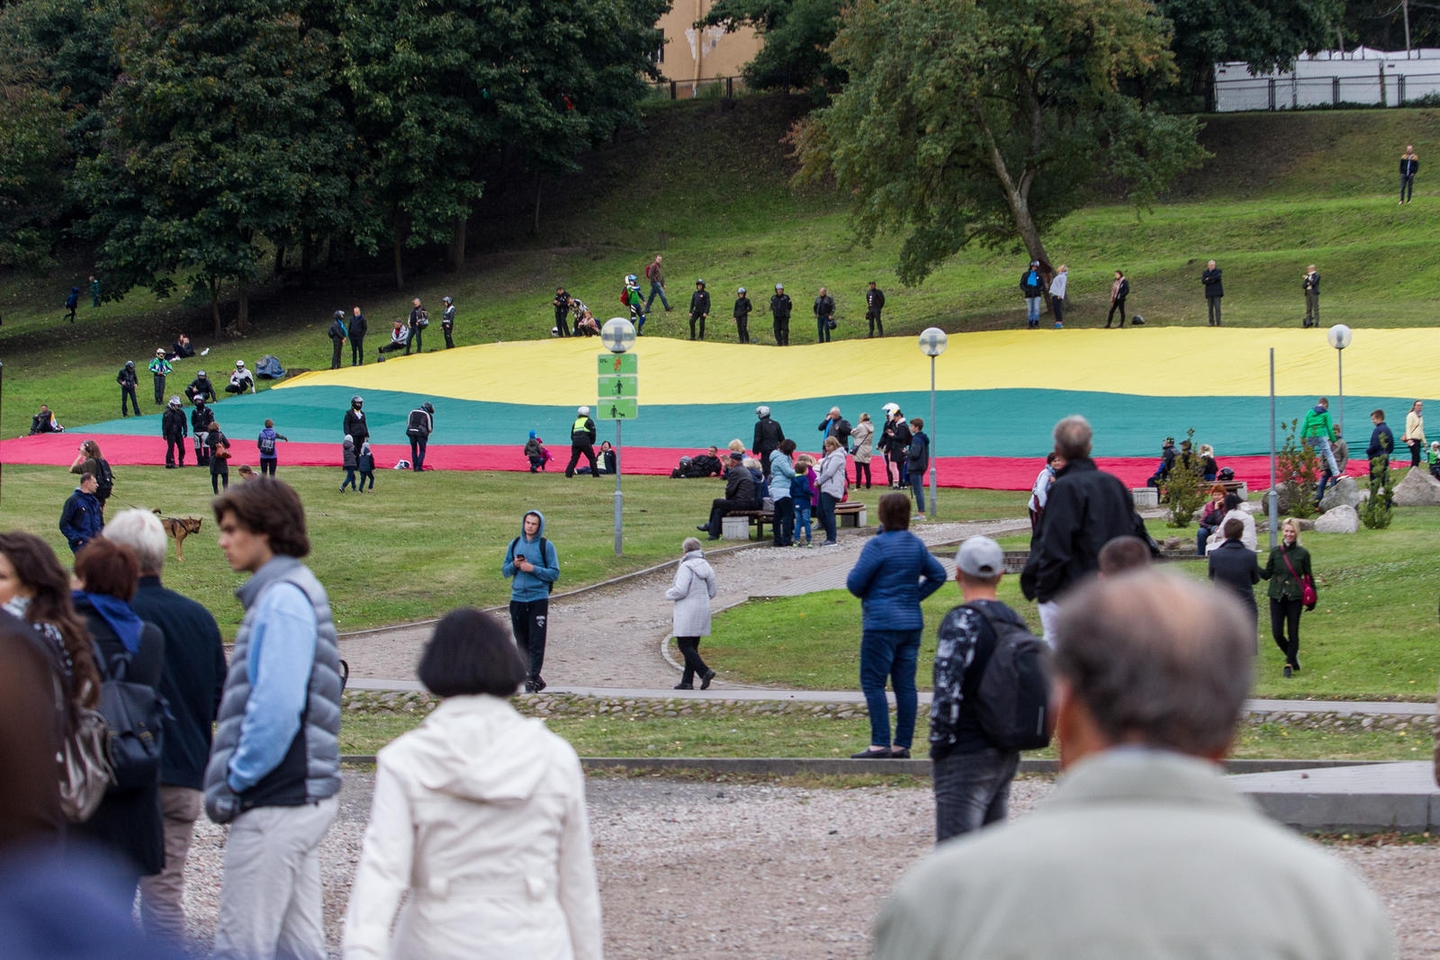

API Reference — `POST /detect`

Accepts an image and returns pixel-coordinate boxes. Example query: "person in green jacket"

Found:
[1259,517,1315,678]
[1300,397,1340,503]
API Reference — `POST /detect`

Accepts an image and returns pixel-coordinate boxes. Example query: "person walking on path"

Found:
[1048,265,1068,329]
[1401,144,1419,204]
[769,439,797,547]
[1207,516,1261,638]
[564,406,598,478]
[503,511,561,693]
[851,412,875,488]
[769,283,792,345]
[667,538,718,690]
[440,296,456,349]
[644,254,671,312]
[205,479,344,960]
[59,473,104,554]
[865,281,885,338]
[1202,260,1224,326]
[929,536,1033,842]
[815,436,848,546]
[1105,270,1129,328]
[327,311,347,370]
[349,307,367,366]
[104,510,227,945]
[552,288,572,338]
[65,286,79,323]
[1302,265,1321,328]
[752,405,785,480]
[906,417,931,518]
[733,287,752,344]
[688,279,710,341]
[405,402,434,472]
[1403,399,1426,468]
[207,422,231,493]
[117,361,140,417]
[257,418,287,477]
[342,609,601,960]
[149,350,172,405]
[162,397,188,468]
[1301,397,1341,503]
[813,286,835,343]
[406,298,427,355]
[845,493,947,759]
[1259,517,1315,678]
[1019,260,1044,328]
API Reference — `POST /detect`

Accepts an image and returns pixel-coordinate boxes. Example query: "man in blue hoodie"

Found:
[503,510,561,692]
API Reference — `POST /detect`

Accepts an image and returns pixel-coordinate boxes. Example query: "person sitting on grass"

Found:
[525,431,548,473]
[377,319,409,358]
[225,360,255,395]
[29,404,64,435]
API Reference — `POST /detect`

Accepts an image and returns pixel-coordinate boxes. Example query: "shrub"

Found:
[1276,419,1320,519]
[1359,457,1394,530]
[1163,428,1207,527]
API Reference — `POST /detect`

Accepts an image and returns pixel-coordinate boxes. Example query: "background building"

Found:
[655,0,762,93]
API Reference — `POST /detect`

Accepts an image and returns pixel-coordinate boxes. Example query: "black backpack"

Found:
[94,641,165,792]
[509,536,554,594]
[967,604,1053,751]
[94,459,114,500]
[406,409,430,438]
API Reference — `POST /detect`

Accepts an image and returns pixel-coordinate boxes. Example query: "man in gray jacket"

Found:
[205,479,343,960]
[874,571,1395,960]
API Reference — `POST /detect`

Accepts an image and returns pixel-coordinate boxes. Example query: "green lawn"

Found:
[704,509,1440,701]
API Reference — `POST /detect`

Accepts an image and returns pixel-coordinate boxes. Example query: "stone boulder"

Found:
[1314,504,1359,533]
[1319,477,1364,511]
[1240,500,1262,515]
[1393,468,1440,507]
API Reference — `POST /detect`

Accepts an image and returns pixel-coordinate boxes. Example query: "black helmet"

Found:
[422,402,434,414]
[334,310,344,320]
[352,395,363,407]
[1218,467,1235,481]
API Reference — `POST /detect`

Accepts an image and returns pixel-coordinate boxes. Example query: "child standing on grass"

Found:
[793,454,816,547]
[341,436,358,491]
[358,440,376,491]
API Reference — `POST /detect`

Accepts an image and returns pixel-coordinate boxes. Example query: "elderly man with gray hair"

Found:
[875,571,1396,959]
[102,508,228,944]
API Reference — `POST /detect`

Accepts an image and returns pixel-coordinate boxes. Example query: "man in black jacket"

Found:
[406,401,435,472]
[733,287,752,344]
[349,306,368,366]
[813,287,836,343]
[343,395,369,449]
[440,296,456,349]
[327,311,347,370]
[700,452,756,540]
[190,398,213,467]
[865,281,886,337]
[185,369,217,406]
[406,297,426,354]
[565,405,599,478]
[1021,415,1151,642]
[162,397,188,468]
[770,283,792,345]
[1202,260,1224,326]
[553,288,572,337]
[689,280,710,341]
[753,405,785,479]
[118,361,140,417]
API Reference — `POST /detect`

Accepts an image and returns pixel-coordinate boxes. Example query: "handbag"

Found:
[1280,548,1316,607]
[827,318,837,330]
[28,630,114,822]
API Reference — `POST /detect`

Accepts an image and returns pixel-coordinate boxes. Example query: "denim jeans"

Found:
[909,471,927,514]
[646,282,670,312]
[858,628,922,749]
[816,316,832,342]
[818,491,839,543]
[772,496,794,546]
[1025,297,1041,324]
[933,747,1020,843]
[794,505,812,543]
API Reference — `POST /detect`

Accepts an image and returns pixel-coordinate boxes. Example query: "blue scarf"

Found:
[74,590,143,654]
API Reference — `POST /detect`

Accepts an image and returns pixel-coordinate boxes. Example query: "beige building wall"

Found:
[656,0,763,88]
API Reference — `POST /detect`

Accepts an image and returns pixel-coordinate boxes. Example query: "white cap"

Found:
[578,405,590,415]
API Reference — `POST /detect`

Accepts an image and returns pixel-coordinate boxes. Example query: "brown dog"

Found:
[152,510,203,562]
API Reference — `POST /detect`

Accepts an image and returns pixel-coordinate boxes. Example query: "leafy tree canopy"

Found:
[700,0,844,91]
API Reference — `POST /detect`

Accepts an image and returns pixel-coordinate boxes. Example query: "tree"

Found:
[700,0,845,92]
[0,79,70,268]
[792,0,1207,284]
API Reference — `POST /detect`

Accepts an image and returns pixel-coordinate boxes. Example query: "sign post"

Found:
[599,319,637,555]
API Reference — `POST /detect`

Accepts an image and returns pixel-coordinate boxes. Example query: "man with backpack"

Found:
[406,297,427,354]
[929,536,1047,843]
[405,401,435,472]
[503,510,561,693]
[644,253,671,312]
[117,361,140,417]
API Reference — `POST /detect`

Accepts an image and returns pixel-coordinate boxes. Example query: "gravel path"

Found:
[337,518,1030,689]
[174,773,1440,959]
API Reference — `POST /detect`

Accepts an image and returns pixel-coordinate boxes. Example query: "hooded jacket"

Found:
[666,550,717,637]
[503,511,561,602]
[341,695,601,960]
[1301,405,1336,441]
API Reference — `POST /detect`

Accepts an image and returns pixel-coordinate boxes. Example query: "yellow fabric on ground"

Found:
[276,328,1440,403]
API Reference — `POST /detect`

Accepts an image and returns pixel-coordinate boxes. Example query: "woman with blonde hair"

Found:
[1260,518,1315,678]
[1403,399,1426,469]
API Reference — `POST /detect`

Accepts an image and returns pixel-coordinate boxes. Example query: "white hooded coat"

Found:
[666,551,717,637]
[341,695,601,960]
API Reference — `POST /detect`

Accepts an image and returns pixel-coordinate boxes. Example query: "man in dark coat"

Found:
[1147,437,1177,489]
[688,280,711,341]
[343,396,369,448]
[1366,408,1395,501]
[1022,415,1152,641]
[1207,517,1261,635]
[117,361,140,417]
[553,288,572,338]
[185,370,217,406]
[162,397,188,468]
[65,286,79,323]
[865,281,886,337]
[700,452,757,540]
[406,297,426,354]
[565,405,599,478]
[813,287,836,343]
[753,405,785,479]
[349,306,368,366]
[327,311,347,370]
[1202,260,1224,326]
[440,296,456,349]
[770,283,792,345]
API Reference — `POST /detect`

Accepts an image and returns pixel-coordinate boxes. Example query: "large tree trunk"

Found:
[237,282,249,335]
[448,215,466,272]
[273,244,285,279]
[209,278,222,338]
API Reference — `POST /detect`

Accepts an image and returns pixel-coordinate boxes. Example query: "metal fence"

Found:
[646,75,748,100]
[1215,70,1440,111]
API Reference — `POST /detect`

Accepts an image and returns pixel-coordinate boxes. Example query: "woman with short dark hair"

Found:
[344,608,601,959]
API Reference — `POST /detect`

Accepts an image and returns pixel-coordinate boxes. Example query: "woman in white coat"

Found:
[342,609,602,960]
[667,537,717,690]
[1204,492,1257,556]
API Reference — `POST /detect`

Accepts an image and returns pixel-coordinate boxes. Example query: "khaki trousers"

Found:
[139,785,203,943]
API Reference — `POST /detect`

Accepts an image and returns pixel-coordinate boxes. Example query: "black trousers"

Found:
[1106,299,1126,327]
[1207,297,1222,326]
[736,318,749,343]
[409,436,428,471]
[1408,439,1424,468]
[351,335,365,366]
[510,598,549,679]
[774,318,789,345]
[707,498,750,537]
[676,637,710,685]
[260,458,277,477]
[855,460,872,488]
[566,443,597,477]
[867,311,883,337]
[164,437,185,467]
[555,311,570,337]
[689,314,706,339]
[210,461,229,494]
[442,323,454,348]
[406,325,423,353]
[331,339,343,369]
[772,496,794,546]
[153,374,166,404]
[1269,598,1302,667]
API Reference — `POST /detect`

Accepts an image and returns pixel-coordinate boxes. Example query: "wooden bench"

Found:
[722,500,868,540]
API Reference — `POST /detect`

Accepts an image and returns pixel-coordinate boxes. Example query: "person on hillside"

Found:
[865,281,885,337]
[1366,408,1395,502]
[327,311,347,370]
[256,418,287,477]
[405,401,435,472]
[1301,397,1340,504]
[65,286,79,324]
[343,395,369,449]
[206,479,344,960]
[349,307,368,366]
[90,275,102,309]
[406,298,427,354]
[1048,265,1068,329]
[813,286,836,343]
[1028,452,1062,536]
[1302,264,1321,328]
[149,350,173,405]
[564,406,598,479]
[846,493,947,759]
[1401,144,1419,204]
[185,369,217,406]
[769,439,797,548]
[907,418,931,518]
[69,439,113,514]
[872,571,1395,960]
[503,511,561,693]
[169,333,194,360]
[769,283,792,346]
[378,319,409,357]
[688,279,710,341]
[1202,259,1224,326]
[525,431,547,473]
[644,253,671,312]
[1019,260,1044,329]
[225,360,255,395]
[191,398,213,467]
[342,608,600,960]
[1259,517,1315,678]
[1207,516,1261,637]
[851,413,876,489]
[1147,436,1177,489]
[28,403,63,435]
[1105,269,1130,328]
[59,473,104,555]
[733,287,752,343]
[621,275,647,335]
[571,300,600,337]
[162,397,188,468]
[667,538,718,690]
[752,405,785,480]
[207,421,231,493]
[816,436,848,546]
[1403,399,1426,469]
[440,296,456,349]
[552,287,572,338]
[117,361,140,417]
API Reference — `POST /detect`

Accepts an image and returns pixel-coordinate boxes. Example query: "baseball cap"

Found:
[956,536,1004,578]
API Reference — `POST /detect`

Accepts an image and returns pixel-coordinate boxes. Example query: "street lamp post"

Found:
[918,327,948,519]
[600,317,637,555]
[1327,324,1352,434]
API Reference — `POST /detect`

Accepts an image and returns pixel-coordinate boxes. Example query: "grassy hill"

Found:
[3,100,1440,437]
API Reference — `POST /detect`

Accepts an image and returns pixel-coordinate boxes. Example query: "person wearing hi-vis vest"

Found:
[565,406,599,478]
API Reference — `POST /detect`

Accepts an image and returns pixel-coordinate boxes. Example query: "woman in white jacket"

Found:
[342,609,602,960]
[667,537,718,690]
[1204,493,1257,556]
